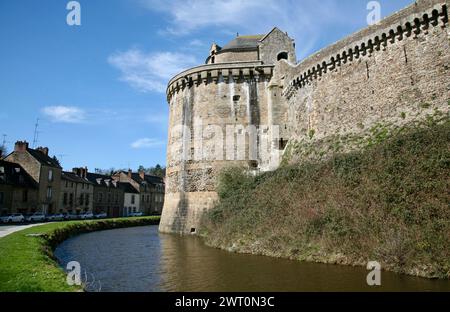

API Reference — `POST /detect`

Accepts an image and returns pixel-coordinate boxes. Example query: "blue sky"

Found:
[0,0,413,171]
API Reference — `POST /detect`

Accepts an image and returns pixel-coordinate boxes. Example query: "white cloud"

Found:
[131,138,164,149]
[42,106,86,123]
[139,0,364,59]
[108,49,198,93]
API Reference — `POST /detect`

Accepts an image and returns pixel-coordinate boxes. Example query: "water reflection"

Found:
[55,226,450,292]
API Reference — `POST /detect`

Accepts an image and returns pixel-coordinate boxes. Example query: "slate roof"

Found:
[0,160,38,189]
[130,173,164,185]
[118,182,139,194]
[27,148,62,169]
[222,35,264,51]
[86,172,119,188]
[62,171,93,184]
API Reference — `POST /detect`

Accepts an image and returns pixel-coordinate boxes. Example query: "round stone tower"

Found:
[159,28,296,235]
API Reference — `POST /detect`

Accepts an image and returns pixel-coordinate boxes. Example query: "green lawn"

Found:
[0,216,160,292]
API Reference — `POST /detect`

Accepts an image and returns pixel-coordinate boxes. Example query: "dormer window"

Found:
[48,169,53,182]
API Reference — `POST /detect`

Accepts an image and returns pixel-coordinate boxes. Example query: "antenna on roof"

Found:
[2,134,7,148]
[32,118,40,148]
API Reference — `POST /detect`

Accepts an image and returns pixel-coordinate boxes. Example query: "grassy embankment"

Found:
[201,115,450,279]
[0,216,160,292]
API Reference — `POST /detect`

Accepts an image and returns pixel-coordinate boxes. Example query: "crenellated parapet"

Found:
[283,2,448,100]
[166,61,274,102]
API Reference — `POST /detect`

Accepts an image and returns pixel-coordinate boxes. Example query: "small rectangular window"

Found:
[48,170,53,182]
[47,187,52,199]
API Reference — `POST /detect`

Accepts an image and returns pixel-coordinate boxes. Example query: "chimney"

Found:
[14,141,29,152]
[36,147,49,156]
[73,167,87,178]
[128,169,132,178]
[139,170,145,180]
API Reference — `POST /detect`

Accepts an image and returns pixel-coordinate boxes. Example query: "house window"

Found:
[48,170,53,182]
[69,193,74,206]
[85,194,90,206]
[63,193,68,205]
[22,190,28,202]
[0,192,4,205]
[79,194,84,206]
[131,195,135,204]
[47,187,52,199]
[98,192,103,202]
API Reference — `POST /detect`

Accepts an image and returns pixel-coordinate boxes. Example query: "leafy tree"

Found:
[138,164,166,178]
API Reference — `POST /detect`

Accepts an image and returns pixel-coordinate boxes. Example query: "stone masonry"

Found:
[160,0,450,235]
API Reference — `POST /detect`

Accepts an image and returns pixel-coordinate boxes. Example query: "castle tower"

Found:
[159,28,296,234]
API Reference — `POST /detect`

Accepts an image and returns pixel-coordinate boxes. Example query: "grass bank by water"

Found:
[201,118,450,279]
[0,216,160,292]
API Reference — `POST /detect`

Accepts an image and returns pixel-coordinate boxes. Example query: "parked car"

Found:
[26,212,46,222]
[47,214,65,221]
[1,213,25,223]
[79,212,94,220]
[94,212,107,219]
[129,212,143,217]
[63,213,80,220]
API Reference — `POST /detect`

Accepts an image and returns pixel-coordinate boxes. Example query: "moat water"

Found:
[54,226,450,292]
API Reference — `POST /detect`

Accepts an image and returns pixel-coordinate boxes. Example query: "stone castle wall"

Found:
[160,0,450,235]
[160,63,280,234]
[281,1,449,162]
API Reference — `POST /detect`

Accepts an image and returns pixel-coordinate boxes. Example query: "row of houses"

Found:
[0,141,165,217]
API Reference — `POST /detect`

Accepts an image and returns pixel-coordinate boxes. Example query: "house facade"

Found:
[112,170,165,215]
[85,170,124,218]
[5,141,62,214]
[119,182,140,216]
[0,160,39,215]
[60,169,94,214]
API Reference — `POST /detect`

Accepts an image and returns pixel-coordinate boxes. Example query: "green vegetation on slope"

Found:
[0,217,160,292]
[201,118,450,279]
